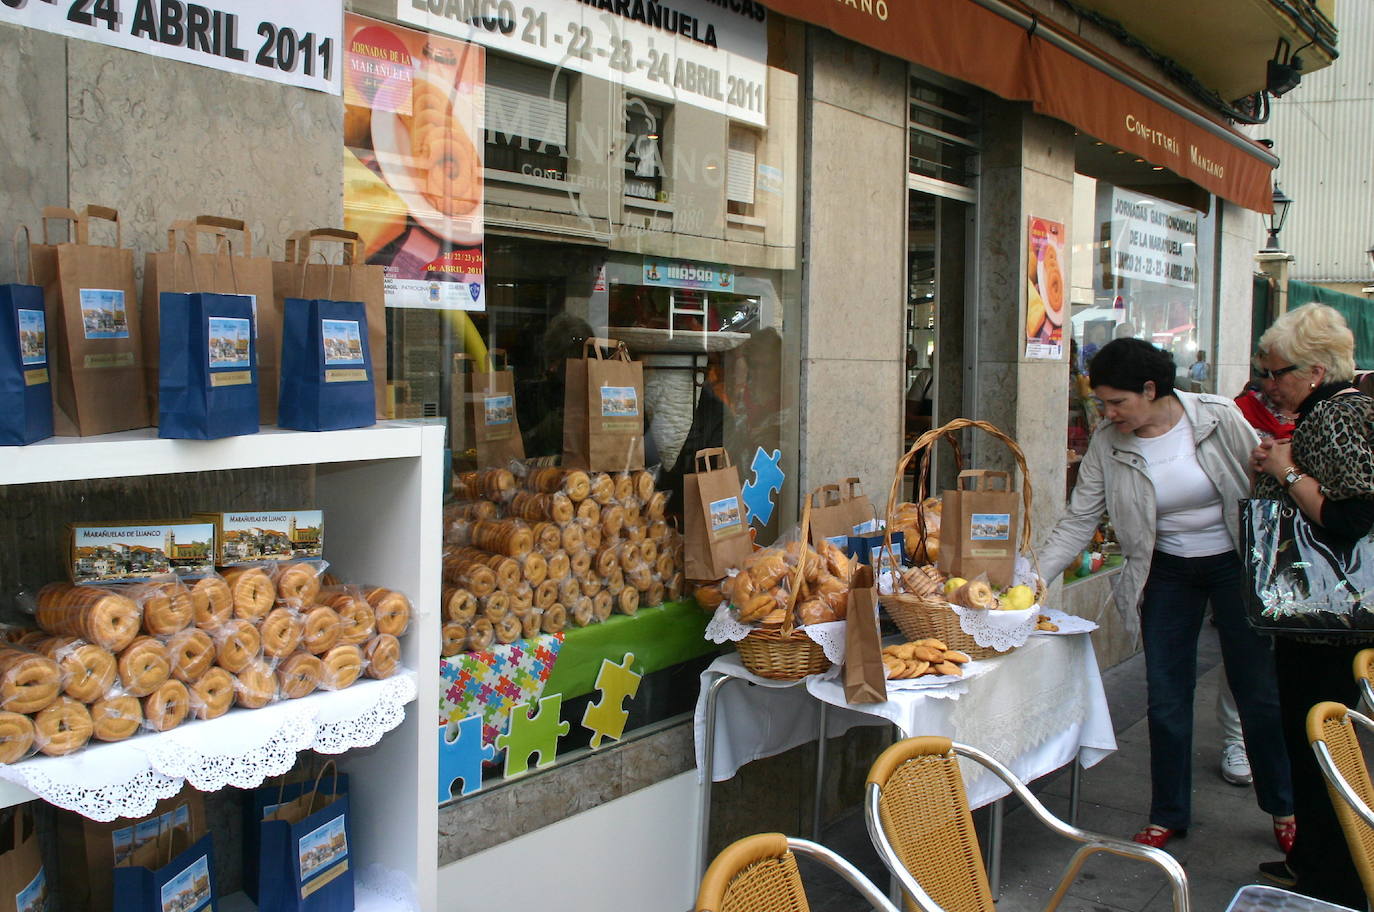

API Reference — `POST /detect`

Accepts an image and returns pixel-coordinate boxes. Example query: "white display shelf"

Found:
[0,422,445,912]
[0,421,439,486]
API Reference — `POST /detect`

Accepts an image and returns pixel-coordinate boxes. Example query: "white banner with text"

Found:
[1108,187,1199,289]
[398,0,768,126]
[0,0,341,94]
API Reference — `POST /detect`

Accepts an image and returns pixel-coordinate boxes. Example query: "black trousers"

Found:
[1276,636,1368,907]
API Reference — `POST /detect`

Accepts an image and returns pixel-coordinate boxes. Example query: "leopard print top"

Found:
[1256,392,1374,502]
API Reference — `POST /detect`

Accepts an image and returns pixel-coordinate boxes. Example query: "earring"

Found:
[1311,382,1316,389]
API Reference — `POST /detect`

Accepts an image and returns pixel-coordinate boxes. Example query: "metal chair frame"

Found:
[1311,705,1374,833]
[865,738,1190,912]
[696,832,901,912]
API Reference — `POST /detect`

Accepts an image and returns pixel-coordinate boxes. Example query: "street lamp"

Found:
[1262,185,1294,252]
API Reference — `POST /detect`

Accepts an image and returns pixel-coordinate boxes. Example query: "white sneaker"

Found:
[1221,740,1252,786]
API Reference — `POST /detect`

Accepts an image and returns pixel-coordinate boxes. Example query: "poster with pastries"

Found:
[1024,215,1065,360]
[343,14,486,312]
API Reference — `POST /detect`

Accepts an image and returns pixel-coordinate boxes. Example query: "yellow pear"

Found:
[1002,585,1035,611]
[943,577,967,596]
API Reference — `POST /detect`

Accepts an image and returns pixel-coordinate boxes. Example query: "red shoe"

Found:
[1132,824,1186,848]
[1274,818,1296,855]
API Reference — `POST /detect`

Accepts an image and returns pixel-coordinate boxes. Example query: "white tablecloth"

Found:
[694,634,1116,809]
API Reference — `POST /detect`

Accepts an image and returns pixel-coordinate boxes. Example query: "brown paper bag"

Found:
[843,564,887,703]
[562,337,644,471]
[274,228,388,418]
[144,216,280,423]
[453,351,526,468]
[807,485,851,545]
[0,808,47,912]
[30,205,149,436]
[54,787,205,912]
[938,469,1020,587]
[684,447,753,580]
[841,477,876,530]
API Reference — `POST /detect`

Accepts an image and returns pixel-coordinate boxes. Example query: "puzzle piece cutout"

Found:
[581,653,642,749]
[496,694,570,778]
[742,447,785,526]
[438,715,495,802]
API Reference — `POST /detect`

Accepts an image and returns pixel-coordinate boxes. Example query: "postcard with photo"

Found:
[708,496,743,538]
[483,394,513,427]
[207,317,252,369]
[72,522,215,583]
[16,866,47,912]
[78,289,129,340]
[298,814,348,883]
[17,309,46,365]
[321,319,364,366]
[599,385,639,418]
[970,512,1011,541]
[202,510,323,563]
[159,854,211,912]
[112,824,136,864]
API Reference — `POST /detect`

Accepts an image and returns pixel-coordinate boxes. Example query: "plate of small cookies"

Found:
[881,638,977,688]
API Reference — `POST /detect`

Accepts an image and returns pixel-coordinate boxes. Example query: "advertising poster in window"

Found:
[343,13,486,311]
[1025,215,1065,360]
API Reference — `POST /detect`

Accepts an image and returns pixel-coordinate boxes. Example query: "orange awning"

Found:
[765,0,1276,213]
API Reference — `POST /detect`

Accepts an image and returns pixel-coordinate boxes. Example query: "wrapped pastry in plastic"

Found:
[232,658,278,709]
[220,566,276,621]
[33,583,141,652]
[142,678,190,732]
[116,636,172,698]
[301,606,342,655]
[362,634,401,678]
[115,581,194,637]
[0,645,62,715]
[275,560,327,608]
[364,587,412,638]
[518,609,541,639]
[466,617,495,651]
[0,711,35,762]
[188,666,235,719]
[471,518,534,557]
[34,636,117,703]
[442,588,477,624]
[90,694,142,742]
[319,585,376,646]
[33,696,93,756]
[188,573,234,630]
[166,628,215,683]
[276,652,323,699]
[260,608,305,658]
[213,620,263,675]
[441,623,468,657]
[318,643,364,690]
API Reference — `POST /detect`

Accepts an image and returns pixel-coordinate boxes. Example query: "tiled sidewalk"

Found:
[795,622,1284,910]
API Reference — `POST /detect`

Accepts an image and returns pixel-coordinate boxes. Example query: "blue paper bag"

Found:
[278,298,376,431]
[158,292,259,439]
[242,770,349,903]
[258,781,353,912]
[847,530,905,573]
[0,283,53,445]
[113,831,216,912]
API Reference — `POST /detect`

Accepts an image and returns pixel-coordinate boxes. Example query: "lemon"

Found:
[1001,585,1034,612]
[943,577,967,596]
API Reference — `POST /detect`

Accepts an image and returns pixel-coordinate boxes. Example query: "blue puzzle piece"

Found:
[438,715,495,802]
[742,447,784,526]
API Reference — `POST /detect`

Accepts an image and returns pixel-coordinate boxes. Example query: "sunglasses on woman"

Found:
[1253,364,1300,380]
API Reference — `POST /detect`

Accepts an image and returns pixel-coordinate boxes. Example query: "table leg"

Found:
[985,797,1004,901]
[699,673,733,879]
[813,700,828,840]
[1070,755,1082,827]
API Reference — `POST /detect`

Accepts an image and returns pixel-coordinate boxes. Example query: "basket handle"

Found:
[782,492,814,637]
[885,418,1036,595]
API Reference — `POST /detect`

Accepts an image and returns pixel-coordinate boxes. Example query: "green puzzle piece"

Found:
[581,652,642,749]
[496,694,570,777]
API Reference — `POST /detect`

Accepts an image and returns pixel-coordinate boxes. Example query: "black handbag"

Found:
[1241,497,1374,635]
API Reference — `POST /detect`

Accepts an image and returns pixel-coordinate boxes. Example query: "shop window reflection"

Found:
[624,95,667,201]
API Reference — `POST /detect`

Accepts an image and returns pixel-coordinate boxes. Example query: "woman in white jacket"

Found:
[1040,338,1293,852]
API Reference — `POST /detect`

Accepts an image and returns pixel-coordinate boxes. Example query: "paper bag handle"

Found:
[81,205,122,249]
[811,484,842,507]
[453,353,475,375]
[287,228,363,265]
[298,250,336,299]
[188,215,253,255]
[212,235,243,294]
[694,447,732,472]
[306,758,339,817]
[12,227,34,285]
[173,240,204,292]
[40,207,82,245]
[487,348,511,372]
[844,477,864,499]
[956,469,1011,491]
[582,337,630,362]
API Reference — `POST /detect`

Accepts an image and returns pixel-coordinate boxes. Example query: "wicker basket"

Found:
[737,493,833,680]
[879,418,1040,660]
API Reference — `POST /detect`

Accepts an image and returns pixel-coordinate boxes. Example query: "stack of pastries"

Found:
[0,564,410,761]
[440,468,684,657]
[695,539,857,630]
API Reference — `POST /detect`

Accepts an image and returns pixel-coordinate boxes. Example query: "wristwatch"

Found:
[1282,466,1307,489]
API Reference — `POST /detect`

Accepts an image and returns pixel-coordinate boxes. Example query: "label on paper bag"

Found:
[707,495,745,540]
[158,852,211,912]
[70,521,216,583]
[24,369,48,386]
[84,351,136,368]
[322,319,364,365]
[970,513,1011,541]
[298,815,349,898]
[18,308,45,365]
[484,395,513,426]
[16,867,47,912]
[599,384,640,432]
[208,317,251,370]
[78,288,129,339]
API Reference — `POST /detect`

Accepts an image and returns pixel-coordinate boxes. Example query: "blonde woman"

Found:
[1251,304,1374,904]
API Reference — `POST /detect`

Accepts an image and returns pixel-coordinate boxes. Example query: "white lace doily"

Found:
[1028,607,1100,637]
[703,605,847,665]
[951,605,1038,651]
[356,863,420,911]
[0,670,417,821]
